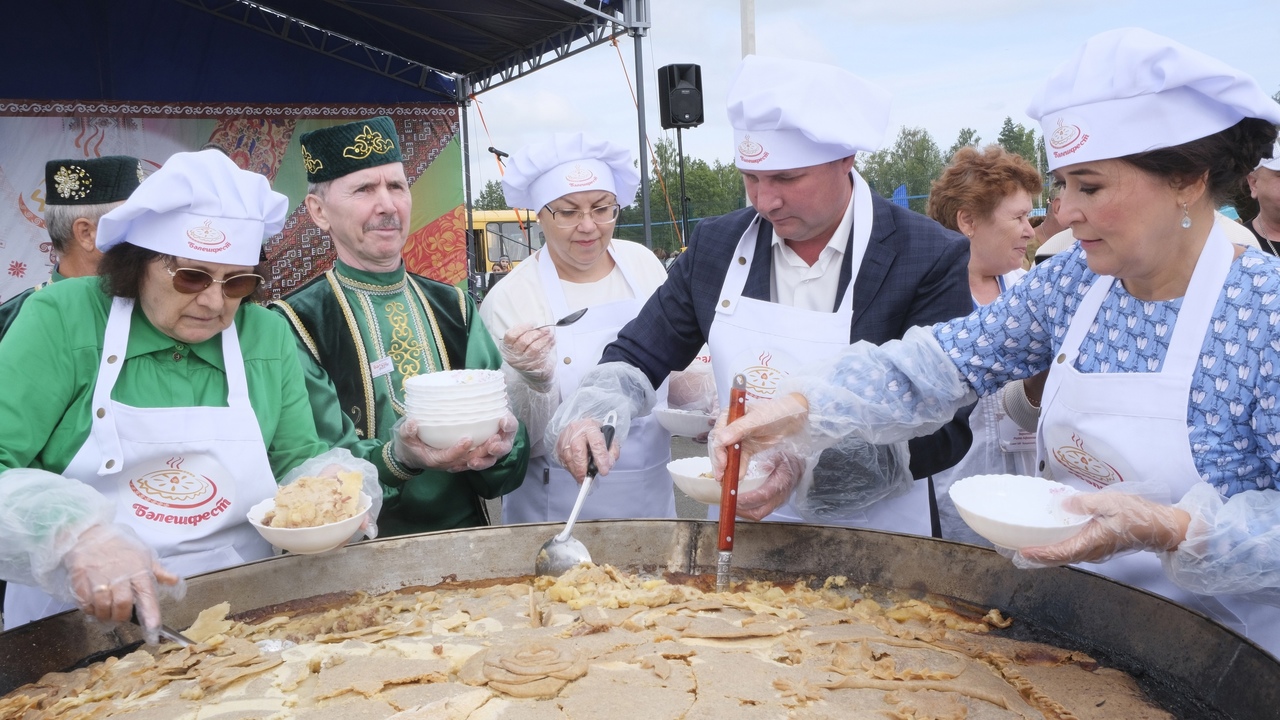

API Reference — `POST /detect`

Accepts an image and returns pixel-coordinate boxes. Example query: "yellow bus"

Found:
[468,209,545,296]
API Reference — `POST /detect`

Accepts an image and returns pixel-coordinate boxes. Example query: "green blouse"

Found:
[0,277,328,477]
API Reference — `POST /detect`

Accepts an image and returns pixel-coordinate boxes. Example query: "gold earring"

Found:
[1180,203,1192,230]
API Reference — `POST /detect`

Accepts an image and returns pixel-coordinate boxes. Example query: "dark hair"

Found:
[98,242,269,302]
[928,145,1043,233]
[98,242,163,299]
[1122,117,1278,207]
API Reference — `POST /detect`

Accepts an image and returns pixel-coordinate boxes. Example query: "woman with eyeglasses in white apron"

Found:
[0,151,365,643]
[713,29,1280,658]
[479,134,675,522]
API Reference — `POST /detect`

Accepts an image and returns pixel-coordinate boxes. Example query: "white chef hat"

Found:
[502,133,640,211]
[1028,28,1280,172]
[727,55,891,171]
[1258,142,1280,172]
[96,149,288,267]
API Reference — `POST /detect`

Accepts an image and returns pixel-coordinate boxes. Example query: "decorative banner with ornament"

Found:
[0,102,466,303]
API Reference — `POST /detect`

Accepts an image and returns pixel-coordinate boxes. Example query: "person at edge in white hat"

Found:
[479,133,676,522]
[0,150,378,642]
[1246,141,1280,256]
[712,28,1280,656]
[547,56,974,534]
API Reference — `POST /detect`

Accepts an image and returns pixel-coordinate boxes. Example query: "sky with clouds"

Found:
[464,0,1279,197]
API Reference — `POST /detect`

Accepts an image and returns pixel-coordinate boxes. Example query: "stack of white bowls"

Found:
[403,369,508,448]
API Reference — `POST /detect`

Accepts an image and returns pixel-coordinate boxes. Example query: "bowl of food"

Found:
[247,473,371,554]
[666,456,769,505]
[653,406,716,438]
[949,474,1091,550]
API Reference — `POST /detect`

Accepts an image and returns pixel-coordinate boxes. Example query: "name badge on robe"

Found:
[370,356,394,379]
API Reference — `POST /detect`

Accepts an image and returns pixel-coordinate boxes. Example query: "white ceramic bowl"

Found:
[666,456,769,505]
[949,475,1091,550]
[405,370,504,391]
[653,406,716,438]
[247,492,371,555]
[415,416,502,448]
[404,397,508,412]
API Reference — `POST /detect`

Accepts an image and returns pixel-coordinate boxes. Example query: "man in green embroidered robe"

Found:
[271,116,528,536]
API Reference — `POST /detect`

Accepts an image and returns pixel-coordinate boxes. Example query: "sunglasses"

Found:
[164,262,263,299]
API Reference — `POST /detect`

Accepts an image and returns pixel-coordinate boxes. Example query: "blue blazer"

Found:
[603,190,975,478]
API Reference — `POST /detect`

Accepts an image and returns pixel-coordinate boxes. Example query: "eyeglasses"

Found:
[543,203,621,228]
[165,262,263,299]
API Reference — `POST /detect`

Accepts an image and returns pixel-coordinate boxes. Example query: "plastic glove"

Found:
[667,366,718,415]
[710,393,811,476]
[392,416,475,473]
[282,448,382,541]
[1016,493,1191,567]
[464,411,520,472]
[778,325,975,447]
[733,450,806,521]
[547,362,654,481]
[792,437,912,523]
[63,523,182,644]
[554,418,622,483]
[500,324,556,392]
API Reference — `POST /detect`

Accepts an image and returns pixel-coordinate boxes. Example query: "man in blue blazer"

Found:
[547,56,971,534]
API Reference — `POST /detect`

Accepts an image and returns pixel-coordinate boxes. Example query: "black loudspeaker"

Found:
[658,64,704,130]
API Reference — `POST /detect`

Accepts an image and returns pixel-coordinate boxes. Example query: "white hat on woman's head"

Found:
[1258,142,1280,172]
[727,55,891,171]
[96,149,287,267]
[502,133,640,211]
[1029,28,1280,172]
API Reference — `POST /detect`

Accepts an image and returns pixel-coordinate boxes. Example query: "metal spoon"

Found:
[535,412,615,576]
[534,307,588,330]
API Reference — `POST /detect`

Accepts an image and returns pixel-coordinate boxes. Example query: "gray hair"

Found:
[306,180,332,201]
[45,201,122,253]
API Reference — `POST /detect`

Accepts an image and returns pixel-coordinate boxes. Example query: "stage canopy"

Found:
[1,0,630,104]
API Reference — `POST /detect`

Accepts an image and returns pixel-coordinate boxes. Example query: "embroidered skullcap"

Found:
[727,55,891,171]
[1028,28,1280,172]
[96,149,287,267]
[501,133,639,211]
[45,155,144,206]
[1258,142,1280,171]
[298,116,403,184]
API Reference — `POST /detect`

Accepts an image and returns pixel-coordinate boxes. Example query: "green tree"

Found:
[615,138,746,252]
[856,126,944,214]
[996,116,1039,167]
[474,179,508,210]
[946,127,981,162]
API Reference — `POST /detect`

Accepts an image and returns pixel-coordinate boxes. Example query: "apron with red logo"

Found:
[1038,221,1280,656]
[4,297,277,629]
[706,174,930,534]
[502,245,675,523]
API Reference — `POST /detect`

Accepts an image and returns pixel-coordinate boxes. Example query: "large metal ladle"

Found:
[535,412,615,576]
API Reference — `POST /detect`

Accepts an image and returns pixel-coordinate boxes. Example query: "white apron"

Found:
[4,298,277,629]
[502,246,675,523]
[1038,221,1280,656]
[706,175,931,534]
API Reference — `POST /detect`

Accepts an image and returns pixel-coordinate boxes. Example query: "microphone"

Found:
[488,147,509,159]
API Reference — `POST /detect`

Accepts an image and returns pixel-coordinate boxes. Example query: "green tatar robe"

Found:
[271,260,528,536]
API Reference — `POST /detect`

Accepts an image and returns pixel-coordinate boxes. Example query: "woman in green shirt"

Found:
[0,150,351,643]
